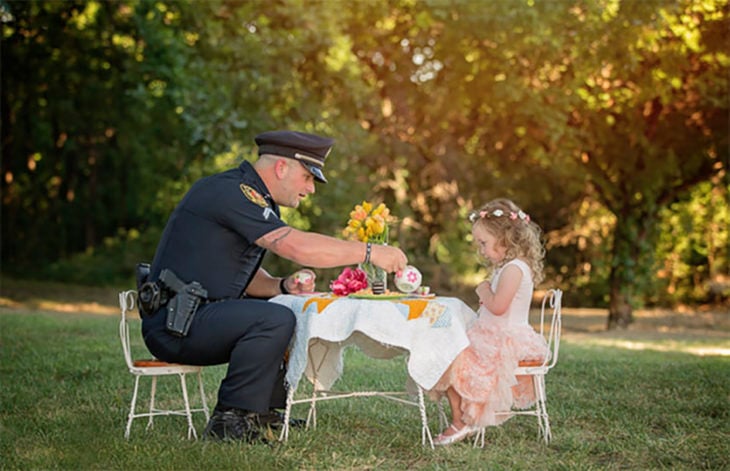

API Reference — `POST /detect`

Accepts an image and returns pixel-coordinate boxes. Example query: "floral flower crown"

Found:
[468,208,530,224]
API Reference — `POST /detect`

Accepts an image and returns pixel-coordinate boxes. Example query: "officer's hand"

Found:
[371,245,408,273]
[286,269,317,294]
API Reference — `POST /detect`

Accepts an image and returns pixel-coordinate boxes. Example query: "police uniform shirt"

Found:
[149,161,287,300]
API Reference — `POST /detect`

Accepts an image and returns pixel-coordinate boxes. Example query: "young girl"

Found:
[430,198,548,446]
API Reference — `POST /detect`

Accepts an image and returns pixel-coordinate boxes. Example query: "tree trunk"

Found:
[606,209,645,330]
[607,276,633,329]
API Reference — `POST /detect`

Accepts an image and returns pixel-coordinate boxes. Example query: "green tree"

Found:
[2,0,726,325]
[654,178,729,304]
[558,0,728,327]
[327,0,728,326]
[1,0,197,274]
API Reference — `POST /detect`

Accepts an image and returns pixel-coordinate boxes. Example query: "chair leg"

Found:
[196,370,210,421]
[473,427,486,448]
[178,373,197,440]
[531,374,542,441]
[125,375,142,439]
[532,374,550,444]
[307,388,318,429]
[535,375,551,444]
[146,376,158,430]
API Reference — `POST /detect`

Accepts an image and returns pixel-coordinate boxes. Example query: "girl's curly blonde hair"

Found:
[468,198,545,285]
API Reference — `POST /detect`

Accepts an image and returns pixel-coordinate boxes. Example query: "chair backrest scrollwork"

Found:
[539,289,562,370]
[118,290,139,371]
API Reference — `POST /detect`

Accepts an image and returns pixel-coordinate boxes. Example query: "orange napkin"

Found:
[397,299,430,320]
[303,296,337,313]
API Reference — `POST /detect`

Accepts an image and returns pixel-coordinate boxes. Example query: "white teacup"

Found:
[294,271,313,284]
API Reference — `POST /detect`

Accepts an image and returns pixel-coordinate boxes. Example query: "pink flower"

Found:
[330,267,369,296]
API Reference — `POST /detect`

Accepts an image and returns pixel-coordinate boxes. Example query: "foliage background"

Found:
[1,0,728,327]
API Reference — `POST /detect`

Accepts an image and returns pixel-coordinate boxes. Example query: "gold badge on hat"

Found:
[240,184,268,208]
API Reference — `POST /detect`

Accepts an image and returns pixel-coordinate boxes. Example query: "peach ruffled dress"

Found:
[430,259,548,427]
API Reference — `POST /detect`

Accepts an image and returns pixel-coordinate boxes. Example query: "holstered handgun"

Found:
[160,269,208,337]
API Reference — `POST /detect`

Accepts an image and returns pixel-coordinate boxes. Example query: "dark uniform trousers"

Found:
[142,298,296,413]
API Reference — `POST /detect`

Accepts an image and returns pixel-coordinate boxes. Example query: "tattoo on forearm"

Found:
[263,227,292,249]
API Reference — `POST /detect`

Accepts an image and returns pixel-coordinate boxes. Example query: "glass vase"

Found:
[359,261,387,294]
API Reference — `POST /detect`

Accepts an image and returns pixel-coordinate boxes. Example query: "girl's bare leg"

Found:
[440,387,467,437]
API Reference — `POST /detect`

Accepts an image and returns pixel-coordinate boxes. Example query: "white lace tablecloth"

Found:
[269,294,478,392]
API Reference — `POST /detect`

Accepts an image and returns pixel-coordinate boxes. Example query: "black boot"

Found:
[203,407,261,442]
[254,409,306,429]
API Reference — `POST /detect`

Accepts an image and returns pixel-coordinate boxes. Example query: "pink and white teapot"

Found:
[394,265,423,293]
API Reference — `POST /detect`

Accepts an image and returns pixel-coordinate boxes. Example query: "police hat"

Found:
[255,130,333,183]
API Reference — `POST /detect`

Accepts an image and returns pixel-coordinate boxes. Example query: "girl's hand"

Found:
[480,265,523,315]
[475,281,492,305]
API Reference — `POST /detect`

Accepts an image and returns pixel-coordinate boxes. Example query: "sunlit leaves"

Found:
[1,0,726,315]
[68,1,99,30]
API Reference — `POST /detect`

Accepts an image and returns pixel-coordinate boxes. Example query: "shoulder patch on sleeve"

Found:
[240,184,268,208]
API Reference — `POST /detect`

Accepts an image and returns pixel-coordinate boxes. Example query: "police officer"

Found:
[141,130,408,442]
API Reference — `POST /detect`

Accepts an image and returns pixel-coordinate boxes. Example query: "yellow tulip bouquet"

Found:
[342,201,390,244]
[341,201,392,293]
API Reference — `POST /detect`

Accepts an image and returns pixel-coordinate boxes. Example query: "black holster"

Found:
[135,263,207,338]
[160,269,208,337]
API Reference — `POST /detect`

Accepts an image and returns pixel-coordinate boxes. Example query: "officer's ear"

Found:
[274,158,291,180]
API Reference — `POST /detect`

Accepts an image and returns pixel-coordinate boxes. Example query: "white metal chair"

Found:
[473,288,563,446]
[118,290,210,439]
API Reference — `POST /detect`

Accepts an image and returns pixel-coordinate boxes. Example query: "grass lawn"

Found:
[0,279,728,470]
